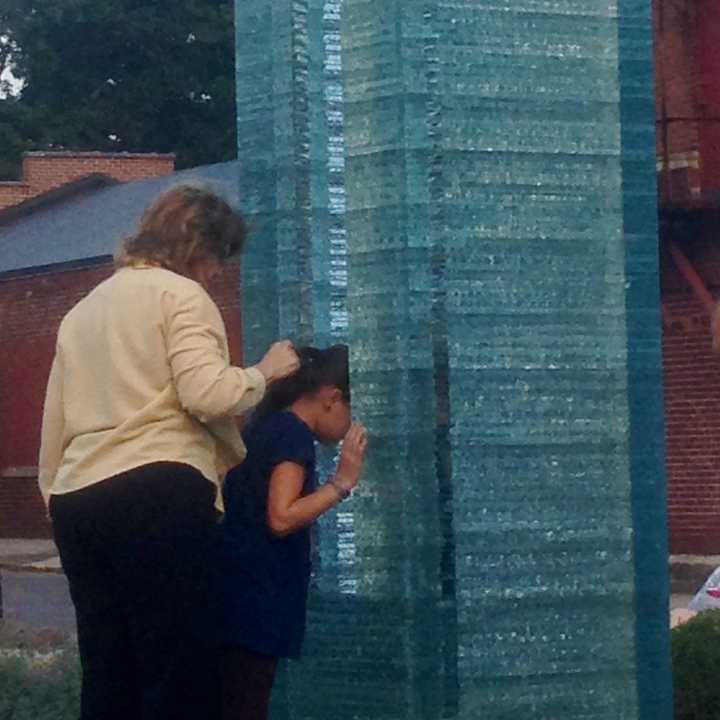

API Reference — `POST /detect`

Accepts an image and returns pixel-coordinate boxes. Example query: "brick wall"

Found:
[695,0,720,193]
[0,264,113,537]
[654,0,720,203]
[0,152,175,210]
[655,0,720,554]
[654,0,701,203]
[0,260,242,538]
[661,234,720,554]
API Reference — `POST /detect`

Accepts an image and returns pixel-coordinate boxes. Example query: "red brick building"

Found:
[656,0,720,553]
[0,154,243,537]
[0,151,175,210]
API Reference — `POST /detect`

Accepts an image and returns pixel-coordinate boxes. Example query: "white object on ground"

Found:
[689,565,720,612]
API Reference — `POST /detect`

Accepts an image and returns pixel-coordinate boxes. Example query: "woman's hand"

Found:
[254,340,300,383]
[335,423,368,492]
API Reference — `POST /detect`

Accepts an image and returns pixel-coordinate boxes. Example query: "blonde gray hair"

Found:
[115,184,247,275]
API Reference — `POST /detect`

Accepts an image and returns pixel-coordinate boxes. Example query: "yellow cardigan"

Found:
[38,264,266,509]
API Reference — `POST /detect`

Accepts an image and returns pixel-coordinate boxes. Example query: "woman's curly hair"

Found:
[115,184,247,275]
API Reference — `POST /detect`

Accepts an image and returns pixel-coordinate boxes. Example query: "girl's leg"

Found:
[221,645,278,720]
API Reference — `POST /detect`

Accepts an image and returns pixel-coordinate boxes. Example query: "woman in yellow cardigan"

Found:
[39,184,298,720]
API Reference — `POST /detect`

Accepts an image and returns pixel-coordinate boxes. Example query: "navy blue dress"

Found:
[209,410,317,659]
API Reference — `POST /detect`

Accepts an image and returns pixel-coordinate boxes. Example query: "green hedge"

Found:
[673,609,720,720]
[0,647,80,720]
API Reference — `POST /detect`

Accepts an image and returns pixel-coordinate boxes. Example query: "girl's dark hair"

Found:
[115,184,247,275]
[252,344,350,424]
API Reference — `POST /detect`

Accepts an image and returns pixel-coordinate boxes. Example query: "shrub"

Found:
[0,645,80,720]
[673,609,720,720]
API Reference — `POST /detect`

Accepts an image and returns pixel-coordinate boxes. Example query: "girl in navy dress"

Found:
[212,344,367,720]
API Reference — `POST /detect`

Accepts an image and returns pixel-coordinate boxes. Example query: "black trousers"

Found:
[50,463,220,720]
[220,646,278,720]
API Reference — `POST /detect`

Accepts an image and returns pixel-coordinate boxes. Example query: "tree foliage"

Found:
[0,0,236,179]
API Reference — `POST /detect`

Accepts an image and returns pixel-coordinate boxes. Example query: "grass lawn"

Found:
[0,621,80,720]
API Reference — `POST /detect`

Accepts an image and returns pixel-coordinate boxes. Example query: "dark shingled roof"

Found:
[0,160,240,276]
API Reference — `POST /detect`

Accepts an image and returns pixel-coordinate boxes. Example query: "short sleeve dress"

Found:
[208,410,317,659]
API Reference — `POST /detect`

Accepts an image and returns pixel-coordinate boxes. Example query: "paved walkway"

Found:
[0,540,70,633]
[1,570,75,632]
[0,538,61,572]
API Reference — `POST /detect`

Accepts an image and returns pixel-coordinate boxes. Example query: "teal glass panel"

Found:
[435,4,637,717]
[236,0,313,353]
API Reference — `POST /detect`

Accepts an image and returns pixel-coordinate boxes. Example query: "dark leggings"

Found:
[50,463,220,720]
[221,645,278,720]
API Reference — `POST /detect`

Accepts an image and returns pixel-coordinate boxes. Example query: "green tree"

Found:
[0,0,236,179]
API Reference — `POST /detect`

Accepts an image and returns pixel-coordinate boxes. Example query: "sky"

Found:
[1,66,20,97]
[0,35,23,98]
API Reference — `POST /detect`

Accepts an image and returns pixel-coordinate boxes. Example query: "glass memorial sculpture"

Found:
[236,0,672,718]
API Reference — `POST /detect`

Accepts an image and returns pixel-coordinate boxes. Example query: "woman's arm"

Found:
[163,286,297,422]
[267,424,368,537]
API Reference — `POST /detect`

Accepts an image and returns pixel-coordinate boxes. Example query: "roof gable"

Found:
[0,161,240,276]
